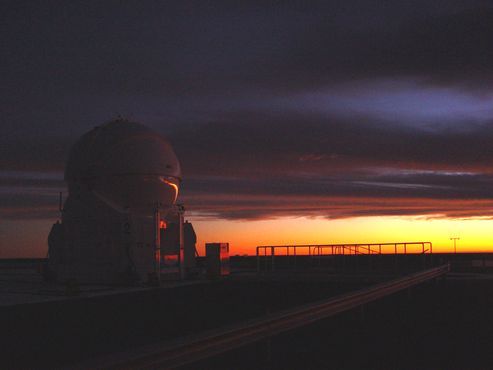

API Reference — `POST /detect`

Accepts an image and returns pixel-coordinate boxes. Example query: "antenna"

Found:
[450,237,460,254]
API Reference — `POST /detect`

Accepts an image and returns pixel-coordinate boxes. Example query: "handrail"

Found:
[256,242,433,272]
[74,264,449,370]
[257,241,433,254]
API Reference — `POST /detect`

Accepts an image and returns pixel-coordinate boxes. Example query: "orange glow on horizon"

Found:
[3,216,493,259]
[189,215,493,256]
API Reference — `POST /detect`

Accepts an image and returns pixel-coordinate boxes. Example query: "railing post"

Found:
[369,245,373,271]
[257,247,260,274]
[343,246,346,271]
[286,246,289,271]
[271,247,275,272]
[264,247,267,272]
[394,244,398,272]
[293,246,297,271]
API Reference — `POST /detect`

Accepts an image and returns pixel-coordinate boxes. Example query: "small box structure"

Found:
[205,243,230,278]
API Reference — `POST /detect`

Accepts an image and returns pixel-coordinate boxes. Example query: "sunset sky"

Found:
[2,1,493,257]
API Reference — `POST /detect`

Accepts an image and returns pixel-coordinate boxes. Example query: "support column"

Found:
[154,202,161,284]
[177,204,186,280]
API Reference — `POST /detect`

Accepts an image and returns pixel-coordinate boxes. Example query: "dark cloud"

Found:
[272,6,493,90]
[0,172,64,219]
[5,110,493,173]
[3,112,493,220]
[0,136,72,172]
[2,1,492,100]
[2,1,493,225]
[0,192,61,220]
[171,112,493,177]
[182,192,493,221]
[182,171,493,200]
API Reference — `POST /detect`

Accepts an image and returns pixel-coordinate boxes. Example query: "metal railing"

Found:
[76,264,449,370]
[256,242,433,272]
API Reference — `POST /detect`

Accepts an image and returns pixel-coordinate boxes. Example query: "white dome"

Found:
[66,119,181,181]
[65,119,181,210]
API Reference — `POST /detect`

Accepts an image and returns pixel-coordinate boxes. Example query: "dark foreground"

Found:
[1,264,493,369]
[1,277,365,369]
[185,275,493,370]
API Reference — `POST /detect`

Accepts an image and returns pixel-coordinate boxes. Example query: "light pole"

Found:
[450,237,460,254]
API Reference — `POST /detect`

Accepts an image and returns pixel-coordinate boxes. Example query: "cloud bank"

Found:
[2,1,493,222]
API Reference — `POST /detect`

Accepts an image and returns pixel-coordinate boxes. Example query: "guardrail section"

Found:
[256,242,433,272]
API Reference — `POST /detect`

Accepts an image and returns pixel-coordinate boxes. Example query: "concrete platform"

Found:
[0,269,209,307]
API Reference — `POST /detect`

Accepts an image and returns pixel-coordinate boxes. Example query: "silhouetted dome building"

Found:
[47,119,194,284]
[65,119,181,211]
